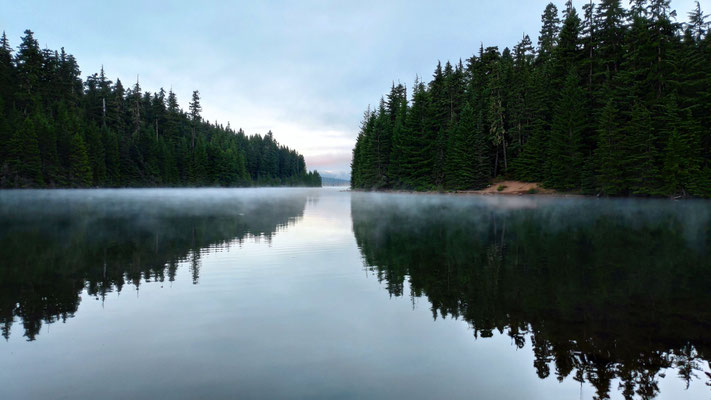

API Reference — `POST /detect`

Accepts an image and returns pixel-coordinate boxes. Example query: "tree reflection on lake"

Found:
[351,193,711,400]
[0,188,309,341]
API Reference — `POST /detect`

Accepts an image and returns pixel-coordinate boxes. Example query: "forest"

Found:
[351,0,711,197]
[0,30,321,188]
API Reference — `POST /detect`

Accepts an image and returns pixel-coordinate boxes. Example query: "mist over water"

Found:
[1,188,710,399]
[352,192,711,399]
[0,188,315,341]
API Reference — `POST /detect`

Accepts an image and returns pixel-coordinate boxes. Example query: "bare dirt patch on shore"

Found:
[463,181,555,196]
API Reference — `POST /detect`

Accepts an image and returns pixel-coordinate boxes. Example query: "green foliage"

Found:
[350,0,711,197]
[68,131,91,187]
[546,70,585,190]
[446,103,489,189]
[8,117,44,187]
[0,31,319,188]
[595,99,628,195]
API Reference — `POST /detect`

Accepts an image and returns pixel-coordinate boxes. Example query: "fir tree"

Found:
[628,102,661,195]
[9,117,44,186]
[546,70,586,190]
[595,100,627,195]
[446,103,489,189]
[401,79,434,189]
[538,3,561,63]
[189,90,201,149]
[68,131,92,187]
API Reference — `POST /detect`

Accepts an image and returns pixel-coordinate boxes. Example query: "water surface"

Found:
[1,188,710,399]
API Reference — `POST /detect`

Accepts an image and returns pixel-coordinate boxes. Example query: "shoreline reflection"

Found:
[0,189,310,341]
[351,193,711,400]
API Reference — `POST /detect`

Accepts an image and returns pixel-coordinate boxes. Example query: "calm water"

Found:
[1,188,710,400]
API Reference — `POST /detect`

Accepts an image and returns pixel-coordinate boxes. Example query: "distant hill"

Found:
[321,177,350,187]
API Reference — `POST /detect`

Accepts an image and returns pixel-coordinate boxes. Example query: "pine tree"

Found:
[686,1,707,41]
[372,99,391,187]
[488,59,507,176]
[33,111,60,185]
[628,102,660,195]
[662,129,692,196]
[129,78,142,135]
[538,3,561,63]
[85,123,106,185]
[595,99,627,195]
[446,103,489,189]
[400,79,434,189]
[429,62,451,187]
[9,117,44,186]
[102,127,120,186]
[190,137,208,185]
[68,131,92,187]
[509,34,535,158]
[512,67,549,182]
[659,97,705,197]
[388,98,407,187]
[595,0,626,81]
[554,0,582,79]
[546,70,585,190]
[0,31,14,111]
[15,30,43,112]
[189,90,201,149]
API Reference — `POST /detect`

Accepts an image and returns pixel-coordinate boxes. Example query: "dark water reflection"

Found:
[1,188,710,399]
[0,189,308,341]
[351,193,711,400]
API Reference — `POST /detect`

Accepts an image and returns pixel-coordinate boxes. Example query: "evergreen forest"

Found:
[0,29,321,188]
[351,0,711,197]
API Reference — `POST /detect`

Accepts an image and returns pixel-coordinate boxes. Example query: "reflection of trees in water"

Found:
[0,192,308,341]
[351,195,711,400]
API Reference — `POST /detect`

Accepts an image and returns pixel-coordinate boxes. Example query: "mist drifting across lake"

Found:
[1,188,710,400]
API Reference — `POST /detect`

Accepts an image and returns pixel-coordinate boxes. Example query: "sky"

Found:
[0,0,702,179]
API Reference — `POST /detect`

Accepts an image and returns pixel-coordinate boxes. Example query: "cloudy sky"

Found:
[1,0,700,178]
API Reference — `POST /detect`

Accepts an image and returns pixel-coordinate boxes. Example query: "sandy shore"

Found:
[463,180,556,196]
[350,180,570,196]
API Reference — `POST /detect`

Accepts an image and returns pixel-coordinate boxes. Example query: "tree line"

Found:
[0,29,321,188]
[351,0,710,197]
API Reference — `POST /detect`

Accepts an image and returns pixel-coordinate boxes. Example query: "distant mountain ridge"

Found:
[321,177,350,186]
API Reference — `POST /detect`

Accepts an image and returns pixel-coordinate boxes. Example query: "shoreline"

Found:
[350,189,584,198]
[348,180,690,199]
[350,180,580,197]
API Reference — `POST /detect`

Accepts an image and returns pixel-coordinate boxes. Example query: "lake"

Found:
[1,188,710,400]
